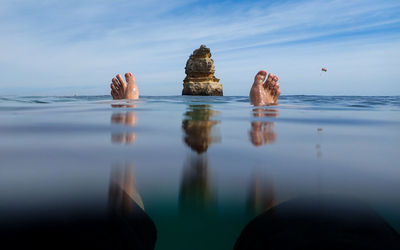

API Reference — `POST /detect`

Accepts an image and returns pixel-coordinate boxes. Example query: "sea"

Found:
[0,95,399,249]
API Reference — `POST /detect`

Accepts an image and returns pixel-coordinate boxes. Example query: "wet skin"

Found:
[111,72,139,100]
[110,70,280,105]
[250,70,281,106]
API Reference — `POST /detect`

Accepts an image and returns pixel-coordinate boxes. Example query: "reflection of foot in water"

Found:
[250,122,276,147]
[249,108,278,147]
[110,72,139,100]
[250,70,281,106]
[111,112,138,144]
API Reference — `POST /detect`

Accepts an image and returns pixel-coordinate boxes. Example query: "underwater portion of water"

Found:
[0,95,399,249]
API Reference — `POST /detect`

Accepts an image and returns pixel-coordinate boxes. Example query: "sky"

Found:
[0,0,399,96]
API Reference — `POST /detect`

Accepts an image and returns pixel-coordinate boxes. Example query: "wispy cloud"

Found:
[0,0,399,95]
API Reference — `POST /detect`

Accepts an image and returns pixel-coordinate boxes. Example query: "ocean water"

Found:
[0,95,399,249]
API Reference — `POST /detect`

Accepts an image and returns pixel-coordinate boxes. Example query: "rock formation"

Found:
[182,45,223,96]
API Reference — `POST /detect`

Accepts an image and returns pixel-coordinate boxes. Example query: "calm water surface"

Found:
[0,95,399,249]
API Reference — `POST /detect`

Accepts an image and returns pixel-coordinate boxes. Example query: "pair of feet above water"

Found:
[110,70,281,106]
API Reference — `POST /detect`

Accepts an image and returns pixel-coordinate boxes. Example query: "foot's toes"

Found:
[276,87,281,98]
[111,82,120,99]
[274,82,280,91]
[111,79,118,89]
[125,72,137,90]
[111,89,117,99]
[125,72,136,84]
[272,75,278,86]
[112,78,120,90]
[124,72,139,100]
[250,71,268,106]
[110,72,139,100]
[263,73,275,90]
[273,83,281,101]
[112,78,122,97]
[253,70,267,86]
[269,80,281,104]
[116,74,127,91]
[268,76,278,94]
[272,75,278,87]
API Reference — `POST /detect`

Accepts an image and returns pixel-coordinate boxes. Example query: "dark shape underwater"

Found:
[235,194,400,250]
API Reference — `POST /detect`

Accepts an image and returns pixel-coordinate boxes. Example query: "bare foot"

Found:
[250,70,281,106]
[110,72,139,100]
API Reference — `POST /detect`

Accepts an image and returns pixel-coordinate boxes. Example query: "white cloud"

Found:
[0,0,399,96]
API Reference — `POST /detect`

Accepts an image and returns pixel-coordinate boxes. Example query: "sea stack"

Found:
[182,45,223,96]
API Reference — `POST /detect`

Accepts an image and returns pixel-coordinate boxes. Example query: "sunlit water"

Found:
[0,95,399,249]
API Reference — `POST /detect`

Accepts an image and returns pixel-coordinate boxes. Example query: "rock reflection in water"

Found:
[179,154,216,215]
[182,104,221,153]
[249,108,278,147]
[180,105,219,215]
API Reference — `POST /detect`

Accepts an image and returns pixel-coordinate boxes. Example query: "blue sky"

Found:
[0,0,399,96]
